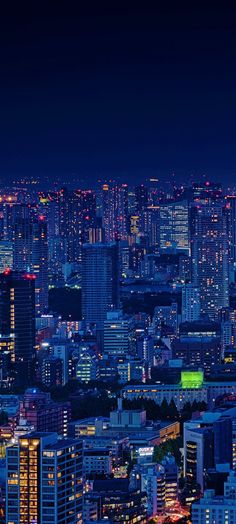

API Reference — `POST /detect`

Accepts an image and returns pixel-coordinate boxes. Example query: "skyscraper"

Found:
[159,200,190,254]
[32,216,48,315]
[102,183,128,242]
[82,243,119,327]
[191,204,229,318]
[226,195,236,265]
[182,284,201,322]
[12,204,32,271]
[0,269,36,384]
[6,432,83,524]
[10,206,49,315]
[103,310,135,358]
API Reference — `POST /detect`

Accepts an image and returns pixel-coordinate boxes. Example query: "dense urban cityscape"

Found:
[1,2,236,522]
[0,177,234,522]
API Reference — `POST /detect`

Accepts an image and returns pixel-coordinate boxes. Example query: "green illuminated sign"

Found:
[181,371,203,389]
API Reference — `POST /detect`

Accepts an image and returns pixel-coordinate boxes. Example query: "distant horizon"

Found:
[1,170,236,192]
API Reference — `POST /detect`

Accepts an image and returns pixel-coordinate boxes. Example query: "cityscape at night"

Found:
[1,3,236,524]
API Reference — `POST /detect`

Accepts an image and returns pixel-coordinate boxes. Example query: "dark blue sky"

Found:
[0,4,236,185]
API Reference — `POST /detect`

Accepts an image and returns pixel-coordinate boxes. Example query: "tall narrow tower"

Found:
[191,204,229,318]
[82,243,119,328]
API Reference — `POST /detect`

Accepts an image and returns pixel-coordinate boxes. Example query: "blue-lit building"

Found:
[191,203,229,319]
[82,243,119,328]
[6,432,83,524]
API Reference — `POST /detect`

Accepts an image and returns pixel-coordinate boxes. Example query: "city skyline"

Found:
[1,4,236,523]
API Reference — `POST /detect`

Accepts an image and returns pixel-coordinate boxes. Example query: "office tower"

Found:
[0,240,13,272]
[102,183,128,242]
[184,427,214,490]
[134,184,149,239]
[191,203,229,318]
[88,217,105,244]
[0,269,35,384]
[137,335,154,366]
[19,388,71,436]
[221,320,235,353]
[184,414,233,492]
[135,184,148,213]
[140,457,178,517]
[82,243,119,327]
[172,335,221,375]
[146,205,159,248]
[52,344,70,385]
[103,310,135,358]
[48,236,67,282]
[59,188,83,264]
[76,346,98,382]
[141,464,166,516]
[6,432,83,524]
[116,183,129,240]
[179,254,191,281]
[192,180,223,202]
[32,216,48,315]
[192,470,236,524]
[40,356,63,387]
[158,200,190,253]
[227,195,236,264]
[148,178,159,206]
[11,207,49,315]
[182,283,201,322]
[12,204,32,270]
[153,303,178,334]
[213,416,232,468]
[58,188,96,263]
[162,454,178,508]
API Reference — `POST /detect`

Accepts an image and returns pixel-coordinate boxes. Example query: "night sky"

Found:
[1,4,236,185]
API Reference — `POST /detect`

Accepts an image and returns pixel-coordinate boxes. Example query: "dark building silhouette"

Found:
[0,269,36,384]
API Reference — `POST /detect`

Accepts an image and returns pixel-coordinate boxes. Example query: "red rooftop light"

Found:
[3,268,11,275]
[24,274,36,280]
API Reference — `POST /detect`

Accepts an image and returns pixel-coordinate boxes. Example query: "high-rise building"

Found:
[103,310,135,358]
[102,183,128,242]
[192,181,223,202]
[76,346,98,382]
[182,284,201,323]
[82,243,119,327]
[135,184,148,213]
[12,204,32,271]
[184,414,232,491]
[32,216,48,315]
[10,207,49,315]
[58,187,96,263]
[153,303,178,335]
[6,432,83,524]
[191,204,229,318]
[40,356,63,387]
[0,269,36,384]
[141,464,166,516]
[172,335,221,375]
[137,335,154,366]
[159,200,190,254]
[227,195,236,265]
